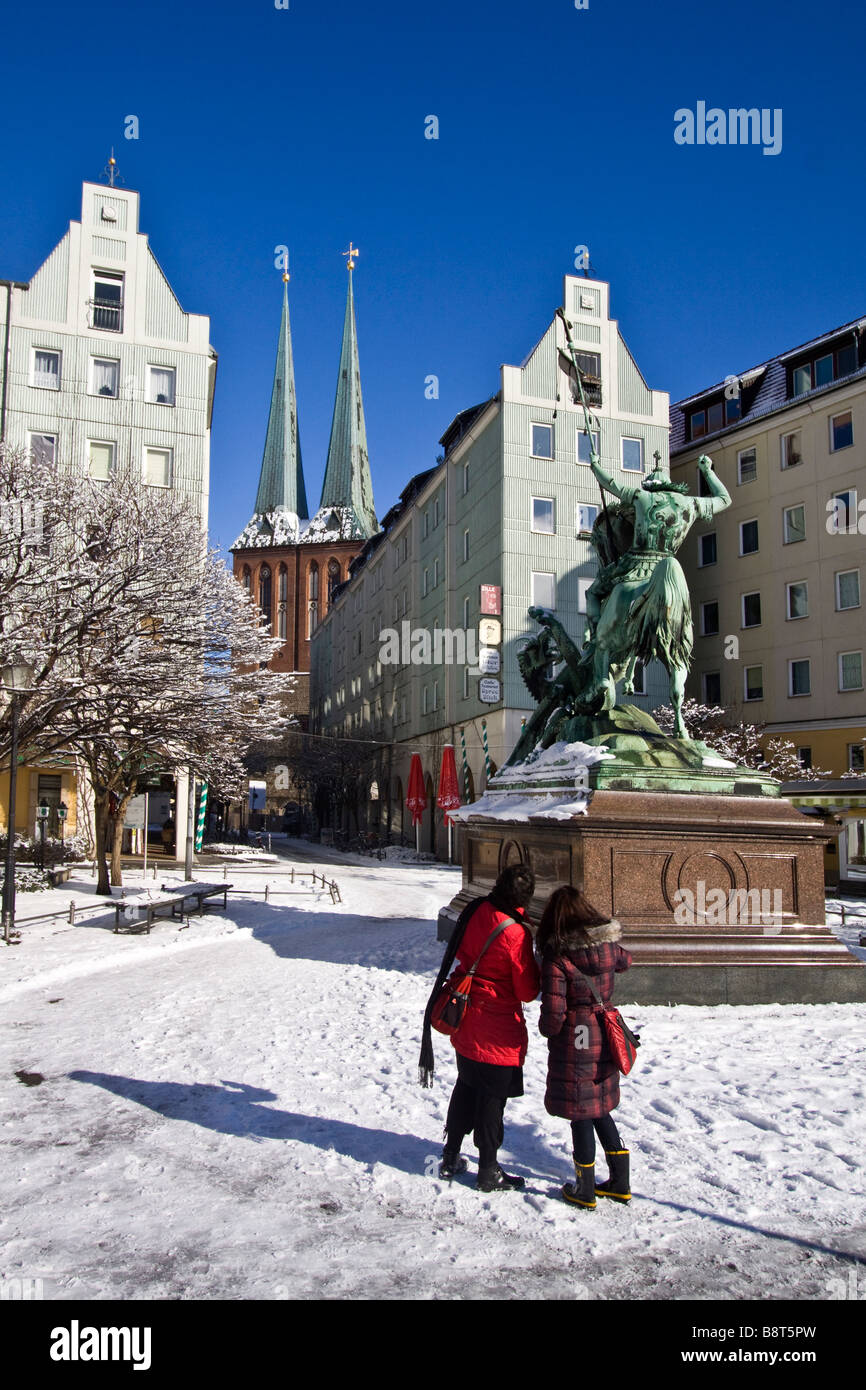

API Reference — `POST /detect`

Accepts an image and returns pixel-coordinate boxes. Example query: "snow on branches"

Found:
[651,698,832,780]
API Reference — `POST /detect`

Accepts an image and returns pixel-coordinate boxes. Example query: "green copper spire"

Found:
[312,254,377,540]
[254,277,308,519]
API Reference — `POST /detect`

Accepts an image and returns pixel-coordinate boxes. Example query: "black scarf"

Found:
[417,890,522,1088]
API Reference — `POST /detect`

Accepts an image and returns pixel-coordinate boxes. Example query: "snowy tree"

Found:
[651,698,833,780]
[0,446,296,893]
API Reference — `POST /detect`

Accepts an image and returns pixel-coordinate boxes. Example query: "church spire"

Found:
[311,248,377,540]
[254,274,308,519]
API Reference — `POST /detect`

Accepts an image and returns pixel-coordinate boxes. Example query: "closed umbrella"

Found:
[436,744,461,864]
[406,753,427,854]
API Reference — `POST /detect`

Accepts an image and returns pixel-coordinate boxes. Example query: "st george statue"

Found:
[507,449,731,765]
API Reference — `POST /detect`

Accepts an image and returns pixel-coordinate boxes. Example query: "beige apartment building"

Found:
[670,316,866,882]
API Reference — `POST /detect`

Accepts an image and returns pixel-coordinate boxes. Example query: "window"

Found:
[462,666,469,699]
[463,529,470,562]
[848,743,865,773]
[532,497,555,533]
[698,533,717,567]
[327,559,341,607]
[703,671,721,704]
[143,447,172,487]
[828,490,856,535]
[688,396,740,441]
[576,503,598,535]
[739,519,759,555]
[241,566,251,595]
[433,557,440,587]
[797,747,812,771]
[432,680,439,711]
[737,448,757,484]
[831,411,853,452]
[463,595,470,630]
[433,498,440,528]
[422,567,429,597]
[781,431,802,469]
[621,437,644,473]
[91,271,124,332]
[88,440,115,481]
[91,357,119,397]
[32,349,60,389]
[463,462,470,495]
[531,424,553,459]
[577,430,599,465]
[742,592,761,627]
[839,652,863,691]
[783,505,806,544]
[531,572,556,610]
[789,659,811,696]
[258,563,272,629]
[28,432,56,465]
[786,581,808,620]
[744,665,764,701]
[147,365,176,406]
[422,510,429,539]
[700,601,719,636]
[277,564,288,641]
[422,686,429,715]
[790,341,857,396]
[836,570,860,610]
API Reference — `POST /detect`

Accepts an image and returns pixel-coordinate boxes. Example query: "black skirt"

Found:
[456,1052,524,1099]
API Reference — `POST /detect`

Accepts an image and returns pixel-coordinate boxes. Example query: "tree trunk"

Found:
[93,792,111,897]
[110,791,135,887]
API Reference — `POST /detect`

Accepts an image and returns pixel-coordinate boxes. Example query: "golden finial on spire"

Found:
[282,270,290,283]
[100,147,123,189]
[343,243,359,270]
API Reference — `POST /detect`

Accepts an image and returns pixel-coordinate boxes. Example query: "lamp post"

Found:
[36,798,50,871]
[57,800,68,848]
[1,661,34,945]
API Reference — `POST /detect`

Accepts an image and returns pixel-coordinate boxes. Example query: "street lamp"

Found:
[1,661,35,945]
[57,801,68,848]
[36,798,50,871]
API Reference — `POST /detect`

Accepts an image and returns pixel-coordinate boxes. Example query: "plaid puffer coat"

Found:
[538,921,632,1120]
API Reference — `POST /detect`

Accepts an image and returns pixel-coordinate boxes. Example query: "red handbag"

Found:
[431,917,516,1037]
[576,970,641,1075]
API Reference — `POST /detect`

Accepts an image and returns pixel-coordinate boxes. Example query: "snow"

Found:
[1,858,865,1301]
[452,741,612,822]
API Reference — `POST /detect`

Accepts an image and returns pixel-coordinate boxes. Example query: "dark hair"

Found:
[536,885,609,956]
[493,864,535,911]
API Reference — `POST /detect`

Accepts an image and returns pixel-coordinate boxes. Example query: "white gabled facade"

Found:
[0,180,216,524]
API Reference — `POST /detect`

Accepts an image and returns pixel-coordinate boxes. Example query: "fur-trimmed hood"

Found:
[555,918,622,953]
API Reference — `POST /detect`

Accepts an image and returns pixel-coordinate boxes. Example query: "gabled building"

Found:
[0,177,216,853]
[670,316,866,883]
[310,275,672,855]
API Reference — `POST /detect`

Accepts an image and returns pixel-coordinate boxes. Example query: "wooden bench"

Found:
[160,881,233,917]
[103,891,182,935]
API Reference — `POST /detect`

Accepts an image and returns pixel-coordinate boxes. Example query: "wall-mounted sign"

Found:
[479,617,501,646]
[478,647,500,675]
[480,584,501,616]
[479,678,501,703]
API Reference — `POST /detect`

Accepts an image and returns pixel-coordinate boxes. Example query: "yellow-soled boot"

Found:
[595,1149,631,1204]
[562,1160,596,1209]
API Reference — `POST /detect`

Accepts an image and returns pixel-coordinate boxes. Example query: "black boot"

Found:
[595,1149,631,1204]
[562,1160,596,1209]
[476,1163,525,1192]
[438,1149,469,1180]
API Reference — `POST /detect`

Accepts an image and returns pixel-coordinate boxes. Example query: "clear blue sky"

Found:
[2,0,863,555]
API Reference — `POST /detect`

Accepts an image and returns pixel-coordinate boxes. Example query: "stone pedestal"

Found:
[440,789,866,1004]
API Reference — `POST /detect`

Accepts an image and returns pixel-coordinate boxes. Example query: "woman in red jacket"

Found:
[439,865,540,1192]
[537,885,633,1210]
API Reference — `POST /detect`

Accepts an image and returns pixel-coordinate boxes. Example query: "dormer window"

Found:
[789,339,858,397]
[90,272,124,332]
[688,393,741,441]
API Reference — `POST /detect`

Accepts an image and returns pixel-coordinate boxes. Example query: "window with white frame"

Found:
[788,659,811,696]
[28,432,56,465]
[742,592,761,627]
[422,510,429,539]
[783,504,806,544]
[433,556,440,587]
[577,578,590,614]
[576,503,598,536]
[739,519,759,555]
[839,651,863,691]
[786,580,808,620]
[703,671,722,704]
[88,440,115,481]
[463,529,470,562]
[577,430,599,465]
[531,497,555,533]
[462,462,470,495]
[836,569,860,610]
[531,571,556,610]
[143,447,172,488]
[737,447,757,484]
[781,431,802,469]
[621,437,644,472]
[32,349,60,389]
[147,365,176,406]
[91,271,124,332]
[531,424,553,459]
[698,532,717,567]
[91,357,119,397]
[700,600,719,635]
[433,498,440,528]
[463,595,470,629]
[831,411,853,452]
[829,490,856,535]
[744,665,764,701]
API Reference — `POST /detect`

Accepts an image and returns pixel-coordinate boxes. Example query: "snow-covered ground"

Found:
[1,856,865,1302]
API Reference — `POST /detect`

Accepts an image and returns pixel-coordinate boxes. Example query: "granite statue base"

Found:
[439,789,866,1005]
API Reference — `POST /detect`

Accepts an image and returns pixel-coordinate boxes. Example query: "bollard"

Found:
[265,883,269,902]
[68,900,75,924]
[291,866,294,883]
[223,864,227,881]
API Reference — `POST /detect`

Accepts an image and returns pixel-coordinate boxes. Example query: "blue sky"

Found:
[1,0,863,554]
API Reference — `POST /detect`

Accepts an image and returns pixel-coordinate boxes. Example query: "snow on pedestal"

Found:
[450,740,614,823]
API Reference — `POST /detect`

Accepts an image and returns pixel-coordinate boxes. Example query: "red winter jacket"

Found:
[450,900,541,1067]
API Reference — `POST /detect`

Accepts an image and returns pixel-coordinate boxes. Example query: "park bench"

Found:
[103,890,182,935]
[159,881,233,916]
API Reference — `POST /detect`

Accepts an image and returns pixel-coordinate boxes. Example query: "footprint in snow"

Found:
[15,1070,44,1087]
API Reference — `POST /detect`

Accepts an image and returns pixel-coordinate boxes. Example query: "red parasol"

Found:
[436,744,462,824]
[406,754,427,827]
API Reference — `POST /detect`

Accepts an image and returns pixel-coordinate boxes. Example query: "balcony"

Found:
[88,297,123,333]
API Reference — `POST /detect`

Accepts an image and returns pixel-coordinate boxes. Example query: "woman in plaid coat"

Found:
[538,886,633,1210]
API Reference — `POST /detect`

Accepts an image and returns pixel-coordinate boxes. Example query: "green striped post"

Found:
[481,719,491,783]
[459,726,471,802]
[195,783,208,853]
